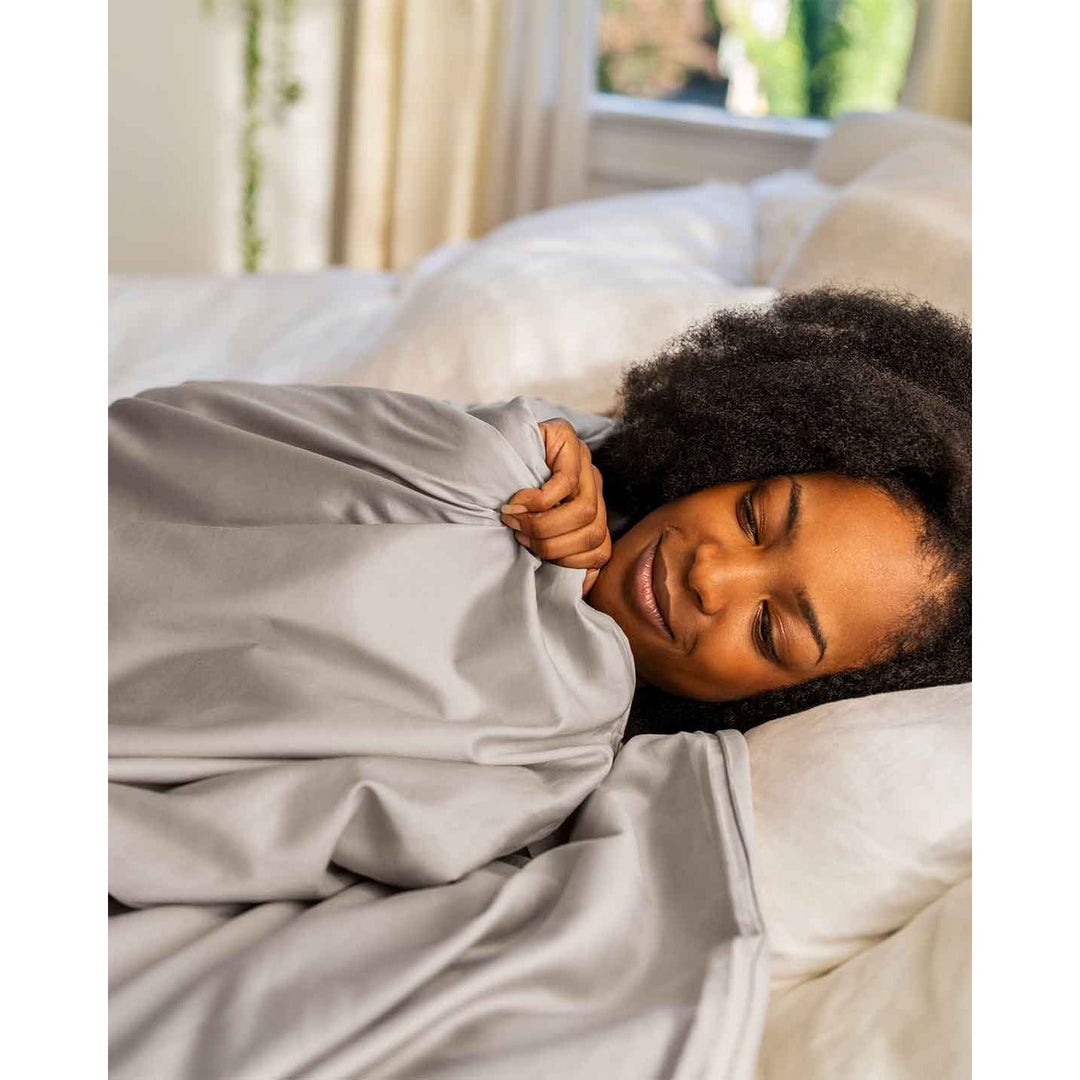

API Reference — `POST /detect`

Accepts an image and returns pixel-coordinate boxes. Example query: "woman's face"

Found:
[587,472,938,701]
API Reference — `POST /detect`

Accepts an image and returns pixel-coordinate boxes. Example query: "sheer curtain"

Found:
[334,0,597,272]
[902,0,972,123]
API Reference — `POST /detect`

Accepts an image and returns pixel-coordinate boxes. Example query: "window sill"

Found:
[586,92,829,195]
[589,92,831,143]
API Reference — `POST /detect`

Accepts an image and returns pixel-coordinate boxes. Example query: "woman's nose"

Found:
[688,541,765,615]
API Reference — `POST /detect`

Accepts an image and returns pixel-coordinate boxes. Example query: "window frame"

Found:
[586,91,830,195]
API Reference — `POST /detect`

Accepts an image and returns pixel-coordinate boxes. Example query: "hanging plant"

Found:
[241,0,265,271]
[203,0,305,272]
[274,0,304,117]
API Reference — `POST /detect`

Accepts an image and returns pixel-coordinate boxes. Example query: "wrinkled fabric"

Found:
[109,730,769,1080]
[109,383,636,904]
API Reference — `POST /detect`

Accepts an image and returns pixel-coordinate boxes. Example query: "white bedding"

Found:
[109,109,972,1080]
[109,182,782,411]
[108,268,399,402]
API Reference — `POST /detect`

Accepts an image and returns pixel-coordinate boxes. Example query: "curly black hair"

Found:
[590,287,971,738]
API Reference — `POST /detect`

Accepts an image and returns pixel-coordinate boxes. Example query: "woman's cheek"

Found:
[678,639,759,703]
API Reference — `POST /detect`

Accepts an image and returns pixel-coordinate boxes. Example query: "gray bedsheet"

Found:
[108,383,768,1078]
[110,730,768,1080]
[109,384,635,904]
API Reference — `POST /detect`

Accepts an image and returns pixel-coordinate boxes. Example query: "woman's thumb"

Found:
[582,568,601,597]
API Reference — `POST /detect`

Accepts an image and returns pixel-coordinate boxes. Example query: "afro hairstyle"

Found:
[589,287,972,738]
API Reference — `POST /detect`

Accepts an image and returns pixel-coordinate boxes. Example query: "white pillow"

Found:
[745,682,971,992]
[756,877,971,1080]
[344,183,777,415]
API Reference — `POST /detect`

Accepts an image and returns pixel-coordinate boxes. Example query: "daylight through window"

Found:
[597,0,919,119]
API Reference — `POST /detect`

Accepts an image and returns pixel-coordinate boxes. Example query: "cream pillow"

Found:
[748,169,837,285]
[756,877,971,1080]
[811,108,971,187]
[345,183,777,415]
[773,141,972,317]
[745,682,971,992]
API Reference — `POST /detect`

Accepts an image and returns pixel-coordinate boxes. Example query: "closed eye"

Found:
[753,601,780,665]
[739,482,765,544]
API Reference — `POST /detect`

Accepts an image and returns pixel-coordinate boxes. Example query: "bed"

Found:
[109,110,972,1080]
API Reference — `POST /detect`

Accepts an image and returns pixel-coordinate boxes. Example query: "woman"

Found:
[497,288,971,738]
[108,285,969,906]
[109,286,970,1077]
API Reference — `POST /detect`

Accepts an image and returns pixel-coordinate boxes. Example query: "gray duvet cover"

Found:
[108,383,768,1078]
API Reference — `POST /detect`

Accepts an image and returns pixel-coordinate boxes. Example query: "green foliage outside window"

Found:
[824,0,918,116]
[598,0,722,98]
[599,0,918,120]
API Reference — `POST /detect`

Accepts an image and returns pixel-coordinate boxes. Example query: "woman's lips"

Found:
[632,534,674,641]
[652,540,675,639]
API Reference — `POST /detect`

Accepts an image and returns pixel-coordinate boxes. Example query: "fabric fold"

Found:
[109,730,768,1080]
[109,383,635,904]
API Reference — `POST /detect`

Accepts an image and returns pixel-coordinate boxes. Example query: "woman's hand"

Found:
[500,418,612,597]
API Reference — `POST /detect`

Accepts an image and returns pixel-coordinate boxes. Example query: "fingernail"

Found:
[514,532,531,549]
[500,514,521,530]
[501,503,528,515]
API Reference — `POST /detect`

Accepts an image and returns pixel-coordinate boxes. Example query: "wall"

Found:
[109,0,342,273]
[109,3,822,273]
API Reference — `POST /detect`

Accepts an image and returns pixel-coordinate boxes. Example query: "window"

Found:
[596,0,918,121]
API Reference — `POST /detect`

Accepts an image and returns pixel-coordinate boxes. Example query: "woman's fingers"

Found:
[513,518,610,564]
[582,568,602,597]
[509,462,610,563]
[503,443,598,545]
[503,419,584,514]
[504,464,601,539]
[500,418,612,583]
[515,532,611,572]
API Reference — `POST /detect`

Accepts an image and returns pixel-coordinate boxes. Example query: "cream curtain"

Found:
[336,0,597,271]
[902,0,972,123]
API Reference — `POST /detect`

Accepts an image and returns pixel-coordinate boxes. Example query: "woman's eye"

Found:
[754,601,779,663]
[741,491,759,543]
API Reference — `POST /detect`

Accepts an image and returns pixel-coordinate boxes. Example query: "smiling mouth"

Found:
[633,534,674,641]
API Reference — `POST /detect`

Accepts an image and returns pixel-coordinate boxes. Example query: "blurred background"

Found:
[109,0,970,275]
